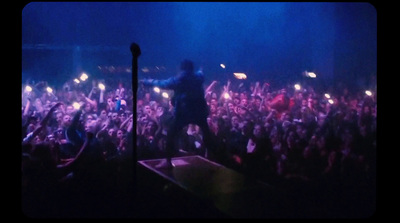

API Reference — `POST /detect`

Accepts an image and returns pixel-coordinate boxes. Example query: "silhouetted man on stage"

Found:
[140,60,213,169]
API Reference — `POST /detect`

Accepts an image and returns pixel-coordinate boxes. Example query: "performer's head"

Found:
[180,59,194,73]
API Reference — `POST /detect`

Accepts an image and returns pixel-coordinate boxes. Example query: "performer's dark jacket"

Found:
[142,70,209,123]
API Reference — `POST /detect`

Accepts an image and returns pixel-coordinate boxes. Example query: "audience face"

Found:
[156,106,165,117]
[211,92,218,100]
[254,98,261,107]
[99,109,107,119]
[35,98,43,107]
[253,124,264,138]
[187,124,198,133]
[240,98,248,107]
[108,128,115,137]
[301,99,307,107]
[66,105,74,115]
[216,107,225,117]
[240,92,247,100]
[54,128,64,139]
[236,106,246,116]
[107,98,115,109]
[86,114,94,121]
[145,121,157,135]
[231,116,240,129]
[349,98,358,109]
[295,92,303,100]
[209,104,217,114]
[117,129,125,139]
[111,112,119,123]
[210,98,218,106]
[56,112,64,124]
[228,102,235,113]
[119,112,127,123]
[84,103,92,113]
[280,112,291,122]
[27,123,36,133]
[62,114,72,127]
[143,105,152,116]
[144,93,151,101]
[84,120,97,133]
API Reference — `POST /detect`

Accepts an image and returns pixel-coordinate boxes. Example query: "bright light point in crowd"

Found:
[161,92,169,98]
[25,85,32,92]
[328,99,334,104]
[233,73,247,80]
[74,78,80,84]
[294,84,301,90]
[365,90,372,96]
[324,93,331,99]
[72,102,81,110]
[153,87,160,93]
[98,83,105,90]
[223,92,230,99]
[80,73,88,81]
[141,67,149,73]
[46,87,53,93]
[220,64,226,69]
[308,72,317,78]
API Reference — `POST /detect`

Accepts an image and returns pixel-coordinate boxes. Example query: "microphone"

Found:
[130,42,141,58]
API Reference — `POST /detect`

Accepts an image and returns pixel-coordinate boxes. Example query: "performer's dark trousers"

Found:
[165,116,213,160]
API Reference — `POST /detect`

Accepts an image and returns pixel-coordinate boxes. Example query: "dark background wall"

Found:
[22,2,377,90]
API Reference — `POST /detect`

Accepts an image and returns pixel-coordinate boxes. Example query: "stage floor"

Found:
[137,155,290,218]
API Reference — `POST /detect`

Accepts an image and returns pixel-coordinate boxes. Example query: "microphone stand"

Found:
[130,42,141,196]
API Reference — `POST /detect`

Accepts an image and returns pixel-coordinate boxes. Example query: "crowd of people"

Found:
[21,69,376,217]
